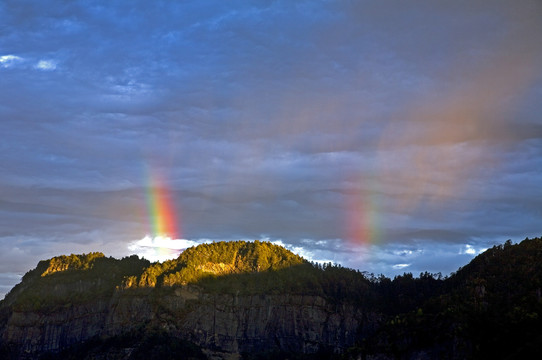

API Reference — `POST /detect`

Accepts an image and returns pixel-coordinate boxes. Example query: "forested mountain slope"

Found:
[1,237,541,359]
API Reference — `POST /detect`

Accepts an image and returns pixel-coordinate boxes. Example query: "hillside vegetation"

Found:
[2,253,150,311]
[1,237,542,359]
[131,240,307,287]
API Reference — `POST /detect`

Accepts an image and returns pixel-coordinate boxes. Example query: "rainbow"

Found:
[145,170,179,239]
[346,182,381,246]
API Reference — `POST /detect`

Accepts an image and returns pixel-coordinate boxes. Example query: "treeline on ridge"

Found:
[2,236,542,359]
[3,239,444,312]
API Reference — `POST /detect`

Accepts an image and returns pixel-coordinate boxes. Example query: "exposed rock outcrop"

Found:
[1,286,367,359]
[0,242,373,359]
[3,237,542,359]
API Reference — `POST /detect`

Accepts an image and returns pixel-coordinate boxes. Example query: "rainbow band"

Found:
[347,181,380,246]
[146,170,179,239]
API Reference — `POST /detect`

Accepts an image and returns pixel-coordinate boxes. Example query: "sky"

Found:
[1,0,542,298]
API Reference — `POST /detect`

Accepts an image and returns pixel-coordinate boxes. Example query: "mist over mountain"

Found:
[1,237,541,359]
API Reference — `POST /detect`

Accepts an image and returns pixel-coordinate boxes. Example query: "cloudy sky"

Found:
[1,0,541,298]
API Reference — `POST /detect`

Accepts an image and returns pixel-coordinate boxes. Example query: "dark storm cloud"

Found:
[1,0,542,297]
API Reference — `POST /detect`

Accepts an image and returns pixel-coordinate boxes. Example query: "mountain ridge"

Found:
[1,237,542,359]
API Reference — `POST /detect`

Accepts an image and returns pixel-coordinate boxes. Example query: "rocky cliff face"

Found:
[1,285,368,359]
[6,238,540,359]
[170,293,363,356]
[0,244,375,359]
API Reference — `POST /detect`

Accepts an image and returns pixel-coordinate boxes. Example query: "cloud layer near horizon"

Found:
[1,0,541,297]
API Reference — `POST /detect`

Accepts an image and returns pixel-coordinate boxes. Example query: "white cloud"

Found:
[392,263,410,269]
[393,249,414,256]
[0,56,58,71]
[0,54,24,68]
[460,244,487,256]
[35,60,57,71]
[465,244,476,255]
[269,238,336,265]
[128,236,210,263]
